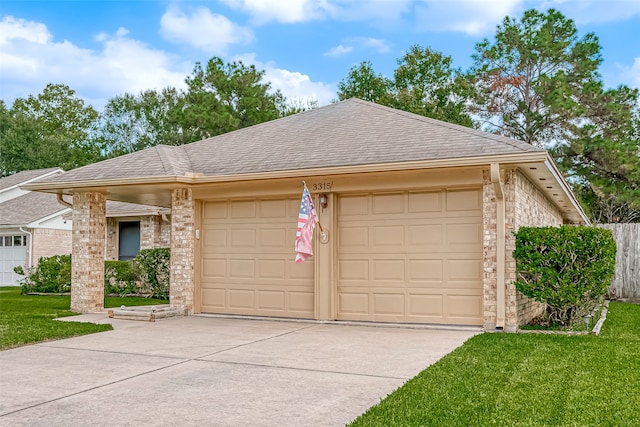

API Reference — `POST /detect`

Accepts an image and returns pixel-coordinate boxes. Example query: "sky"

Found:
[1,0,639,111]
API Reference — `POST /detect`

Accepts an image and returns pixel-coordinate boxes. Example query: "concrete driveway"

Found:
[0,314,479,426]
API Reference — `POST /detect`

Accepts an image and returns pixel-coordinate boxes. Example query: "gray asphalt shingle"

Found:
[34,99,544,184]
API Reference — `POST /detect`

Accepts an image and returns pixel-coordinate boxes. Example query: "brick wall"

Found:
[509,171,564,326]
[140,215,171,250]
[105,218,118,260]
[71,192,106,313]
[31,228,72,265]
[170,189,194,313]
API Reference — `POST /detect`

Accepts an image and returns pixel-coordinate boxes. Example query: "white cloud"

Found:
[221,0,334,23]
[0,16,190,109]
[414,0,524,35]
[358,37,392,53]
[613,57,640,89]
[539,0,640,25]
[0,16,51,45]
[221,0,414,26]
[324,44,353,56]
[233,53,336,105]
[160,6,253,54]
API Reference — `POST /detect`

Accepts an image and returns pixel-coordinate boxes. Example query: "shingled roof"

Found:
[33,99,544,184]
[0,168,62,190]
[0,192,69,226]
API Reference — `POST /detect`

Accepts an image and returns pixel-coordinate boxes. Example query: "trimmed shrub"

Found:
[16,255,72,294]
[104,260,146,296]
[514,225,616,326]
[133,248,170,300]
[15,249,171,300]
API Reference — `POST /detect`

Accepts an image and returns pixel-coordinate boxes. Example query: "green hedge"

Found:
[134,248,170,299]
[16,249,170,300]
[514,225,616,326]
[15,255,71,294]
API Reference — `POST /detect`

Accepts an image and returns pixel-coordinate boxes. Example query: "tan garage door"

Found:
[200,198,315,318]
[337,189,483,325]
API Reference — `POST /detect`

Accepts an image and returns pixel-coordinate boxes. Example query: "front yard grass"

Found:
[0,287,168,350]
[350,301,640,427]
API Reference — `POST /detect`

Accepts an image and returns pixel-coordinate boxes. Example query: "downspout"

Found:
[490,163,506,329]
[19,226,33,269]
[57,194,73,209]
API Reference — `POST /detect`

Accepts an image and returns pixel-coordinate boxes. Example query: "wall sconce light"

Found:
[319,193,328,209]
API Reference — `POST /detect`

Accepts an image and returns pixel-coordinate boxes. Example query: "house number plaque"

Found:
[310,181,333,191]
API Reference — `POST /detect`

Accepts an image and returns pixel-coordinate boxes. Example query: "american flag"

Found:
[295,187,318,263]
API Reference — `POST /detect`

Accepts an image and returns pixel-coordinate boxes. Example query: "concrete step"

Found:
[108,305,186,322]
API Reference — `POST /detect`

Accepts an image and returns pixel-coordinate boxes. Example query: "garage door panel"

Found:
[203,229,227,247]
[230,229,256,247]
[408,191,442,213]
[202,288,226,308]
[372,193,404,214]
[372,225,404,246]
[338,293,369,315]
[259,228,287,247]
[202,257,226,278]
[446,189,482,211]
[257,290,285,310]
[228,289,254,309]
[204,202,227,219]
[230,200,256,218]
[408,224,443,245]
[229,259,255,278]
[445,295,483,319]
[258,259,286,279]
[289,292,314,313]
[338,189,482,325]
[408,294,443,317]
[339,226,369,247]
[288,260,314,280]
[408,259,443,281]
[259,199,288,218]
[338,194,369,215]
[201,198,314,318]
[446,259,482,281]
[373,293,404,315]
[372,259,405,281]
[338,259,369,281]
[446,223,481,248]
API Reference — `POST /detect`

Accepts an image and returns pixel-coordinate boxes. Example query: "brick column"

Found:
[71,192,106,313]
[170,188,195,313]
[482,169,498,330]
[503,169,518,332]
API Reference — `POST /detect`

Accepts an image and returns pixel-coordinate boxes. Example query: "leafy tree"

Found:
[96,87,184,157]
[0,84,100,175]
[392,45,473,127]
[468,9,601,147]
[337,61,393,103]
[177,57,286,142]
[337,47,473,127]
[468,8,639,222]
[557,89,640,222]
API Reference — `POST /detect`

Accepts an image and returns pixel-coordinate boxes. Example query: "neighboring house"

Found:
[25,99,589,331]
[0,169,171,286]
[0,168,72,285]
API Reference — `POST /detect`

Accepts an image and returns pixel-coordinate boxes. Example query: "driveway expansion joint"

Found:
[197,359,410,381]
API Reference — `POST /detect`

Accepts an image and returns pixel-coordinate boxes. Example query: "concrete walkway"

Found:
[0,314,479,426]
